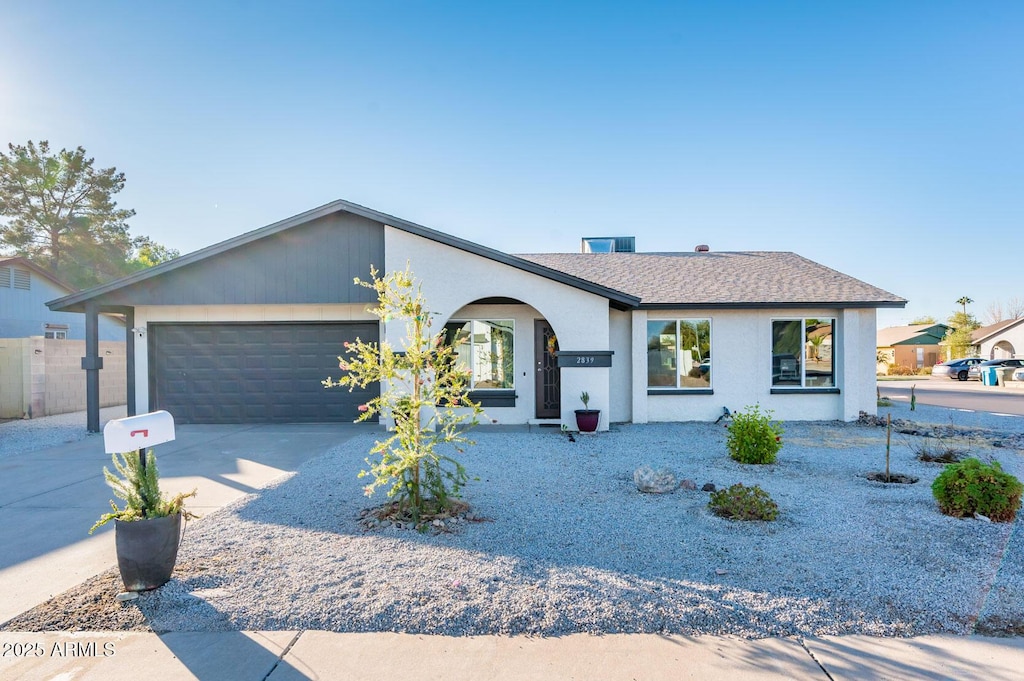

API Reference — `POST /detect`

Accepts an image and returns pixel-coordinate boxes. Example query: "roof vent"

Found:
[582,236,635,253]
[694,244,710,253]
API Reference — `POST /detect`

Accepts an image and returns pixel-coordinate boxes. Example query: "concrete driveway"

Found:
[0,416,376,625]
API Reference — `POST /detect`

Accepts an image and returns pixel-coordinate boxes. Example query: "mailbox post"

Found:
[102,411,176,490]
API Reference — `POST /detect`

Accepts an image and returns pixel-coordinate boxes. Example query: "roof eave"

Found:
[974,319,1024,343]
[638,300,907,310]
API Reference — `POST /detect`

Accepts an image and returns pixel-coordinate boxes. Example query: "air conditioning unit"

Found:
[581,236,635,253]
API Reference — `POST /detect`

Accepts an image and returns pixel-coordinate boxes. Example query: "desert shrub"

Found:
[917,367,932,375]
[911,436,967,464]
[932,458,1023,522]
[708,483,779,521]
[726,404,783,464]
[887,364,915,376]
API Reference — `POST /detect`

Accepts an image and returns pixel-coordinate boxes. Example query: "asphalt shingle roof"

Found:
[516,251,906,308]
[972,318,1024,343]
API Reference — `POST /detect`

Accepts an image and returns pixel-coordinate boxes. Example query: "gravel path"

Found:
[0,406,125,460]
[5,401,1023,637]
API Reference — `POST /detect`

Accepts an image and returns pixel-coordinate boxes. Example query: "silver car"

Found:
[967,358,1024,381]
[930,358,985,381]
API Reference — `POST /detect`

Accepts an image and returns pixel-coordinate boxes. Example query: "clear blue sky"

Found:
[2,1,1021,328]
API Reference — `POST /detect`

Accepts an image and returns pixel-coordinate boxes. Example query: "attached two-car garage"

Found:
[148,322,379,424]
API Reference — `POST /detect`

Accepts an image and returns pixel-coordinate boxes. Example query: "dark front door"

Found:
[149,322,379,424]
[534,320,560,418]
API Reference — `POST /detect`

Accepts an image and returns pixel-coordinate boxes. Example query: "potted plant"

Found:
[574,391,601,432]
[89,450,196,592]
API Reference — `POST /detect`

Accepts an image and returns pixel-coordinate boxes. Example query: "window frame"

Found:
[770,317,837,391]
[646,318,713,393]
[443,318,516,391]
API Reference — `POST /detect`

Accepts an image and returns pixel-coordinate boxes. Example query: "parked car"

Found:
[930,358,986,381]
[966,358,1024,381]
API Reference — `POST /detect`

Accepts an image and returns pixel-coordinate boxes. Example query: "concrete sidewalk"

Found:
[1,630,1022,680]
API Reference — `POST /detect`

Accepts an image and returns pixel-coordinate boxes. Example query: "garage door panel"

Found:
[151,322,378,424]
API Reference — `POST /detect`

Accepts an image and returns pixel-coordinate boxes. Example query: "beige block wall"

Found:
[0,338,126,418]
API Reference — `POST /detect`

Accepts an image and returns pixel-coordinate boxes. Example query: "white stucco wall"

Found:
[633,308,873,423]
[131,304,376,413]
[978,321,1024,359]
[608,309,632,423]
[385,226,613,430]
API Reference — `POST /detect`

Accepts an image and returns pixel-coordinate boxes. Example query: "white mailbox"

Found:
[103,411,176,453]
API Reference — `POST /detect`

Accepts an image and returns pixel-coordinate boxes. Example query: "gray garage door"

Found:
[149,322,378,424]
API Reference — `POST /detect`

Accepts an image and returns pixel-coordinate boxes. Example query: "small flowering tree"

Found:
[323,265,482,522]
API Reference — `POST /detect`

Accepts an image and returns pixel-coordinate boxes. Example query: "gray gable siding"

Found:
[94,211,384,307]
[0,272,123,340]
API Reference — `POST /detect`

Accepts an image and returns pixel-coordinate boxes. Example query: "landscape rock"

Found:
[679,479,697,491]
[633,466,677,493]
[701,482,716,492]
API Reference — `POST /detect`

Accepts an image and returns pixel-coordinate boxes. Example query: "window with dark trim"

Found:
[771,318,835,388]
[647,319,711,389]
[441,320,515,390]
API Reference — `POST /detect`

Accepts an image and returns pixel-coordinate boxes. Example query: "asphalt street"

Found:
[877,377,1024,416]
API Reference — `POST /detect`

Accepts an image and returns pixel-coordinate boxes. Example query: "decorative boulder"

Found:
[680,479,697,491]
[634,466,677,494]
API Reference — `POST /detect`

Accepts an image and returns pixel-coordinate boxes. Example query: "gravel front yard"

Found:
[5,402,1023,638]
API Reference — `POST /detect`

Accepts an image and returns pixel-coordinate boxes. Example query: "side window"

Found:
[772,318,835,388]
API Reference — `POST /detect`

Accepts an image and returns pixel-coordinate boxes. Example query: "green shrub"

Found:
[726,404,783,464]
[917,367,932,376]
[708,483,779,521]
[887,364,915,376]
[931,458,1023,522]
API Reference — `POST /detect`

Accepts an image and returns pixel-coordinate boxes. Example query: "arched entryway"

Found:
[441,297,563,422]
[992,340,1016,359]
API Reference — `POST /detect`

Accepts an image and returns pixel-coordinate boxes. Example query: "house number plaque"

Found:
[555,351,613,368]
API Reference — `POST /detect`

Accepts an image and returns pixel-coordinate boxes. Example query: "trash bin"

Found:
[982,366,998,386]
[999,367,1015,386]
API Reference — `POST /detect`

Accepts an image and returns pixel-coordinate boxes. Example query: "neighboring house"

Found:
[1,257,126,419]
[876,323,950,372]
[47,200,905,431]
[972,318,1024,360]
[0,257,124,340]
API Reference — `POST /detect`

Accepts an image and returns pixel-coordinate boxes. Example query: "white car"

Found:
[930,358,985,381]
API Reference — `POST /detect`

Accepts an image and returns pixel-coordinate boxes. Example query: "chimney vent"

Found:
[695,244,710,253]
